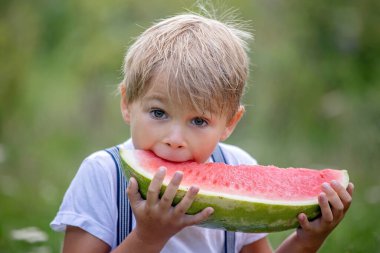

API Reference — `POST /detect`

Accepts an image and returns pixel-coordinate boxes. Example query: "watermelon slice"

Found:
[119,148,349,232]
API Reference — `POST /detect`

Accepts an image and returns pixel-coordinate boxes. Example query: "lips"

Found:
[151,148,193,163]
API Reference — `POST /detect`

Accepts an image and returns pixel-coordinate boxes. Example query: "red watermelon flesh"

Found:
[132,150,347,202]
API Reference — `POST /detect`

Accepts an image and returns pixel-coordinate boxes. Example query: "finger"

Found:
[183,207,214,226]
[344,182,354,212]
[330,180,353,212]
[347,182,354,197]
[297,213,311,230]
[146,167,166,206]
[127,177,143,207]
[173,186,199,216]
[319,192,333,223]
[322,182,344,212]
[159,171,183,210]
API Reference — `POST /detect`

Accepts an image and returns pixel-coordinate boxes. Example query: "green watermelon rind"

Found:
[120,148,349,232]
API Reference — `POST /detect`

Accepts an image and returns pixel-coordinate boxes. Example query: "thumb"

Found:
[183,207,214,226]
[126,177,143,206]
[297,213,311,230]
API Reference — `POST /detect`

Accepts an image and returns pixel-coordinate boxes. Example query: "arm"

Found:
[275,181,354,253]
[63,226,111,253]
[61,225,174,253]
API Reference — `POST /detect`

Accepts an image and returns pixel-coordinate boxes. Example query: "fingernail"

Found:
[322,182,330,189]
[174,171,183,179]
[190,186,199,194]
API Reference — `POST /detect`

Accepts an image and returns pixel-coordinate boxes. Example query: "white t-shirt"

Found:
[50,140,267,252]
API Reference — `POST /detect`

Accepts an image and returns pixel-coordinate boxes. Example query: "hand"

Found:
[296,181,354,250]
[126,167,214,249]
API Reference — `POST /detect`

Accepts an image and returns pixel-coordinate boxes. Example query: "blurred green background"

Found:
[1,0,379,252]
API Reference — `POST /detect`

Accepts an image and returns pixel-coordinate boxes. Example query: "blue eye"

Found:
[150,109,167,119]
[192,117,208,127]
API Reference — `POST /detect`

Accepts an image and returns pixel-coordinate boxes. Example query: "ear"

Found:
[120,84,131,124]
[220,105,245,141]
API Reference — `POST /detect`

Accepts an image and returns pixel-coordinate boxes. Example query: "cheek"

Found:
[191,132,223,163]
[130,119,155,149]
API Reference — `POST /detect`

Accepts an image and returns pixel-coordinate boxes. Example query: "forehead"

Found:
[142,72,219,116]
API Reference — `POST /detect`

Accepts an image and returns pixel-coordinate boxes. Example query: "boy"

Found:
[51,13,354,253]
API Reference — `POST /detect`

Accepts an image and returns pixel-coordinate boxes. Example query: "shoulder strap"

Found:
[211,144,227,165]
[105,146,133,246]
[211,145,236,253]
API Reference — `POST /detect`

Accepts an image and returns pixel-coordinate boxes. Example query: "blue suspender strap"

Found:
[211,144,227,165]
[211,144,236,253]
[105,146,133,245]
[224,231,236,253]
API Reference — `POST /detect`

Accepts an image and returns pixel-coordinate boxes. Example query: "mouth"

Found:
[150,149,194,163]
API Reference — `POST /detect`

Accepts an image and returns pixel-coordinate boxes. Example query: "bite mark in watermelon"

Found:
[120,148,349,232]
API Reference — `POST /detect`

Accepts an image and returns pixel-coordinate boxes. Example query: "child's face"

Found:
[121,74,244,163]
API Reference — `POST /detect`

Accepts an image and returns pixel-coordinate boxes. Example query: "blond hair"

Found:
[121,13,252,120]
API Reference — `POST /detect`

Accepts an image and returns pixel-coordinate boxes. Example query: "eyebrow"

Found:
[142,93,167,103]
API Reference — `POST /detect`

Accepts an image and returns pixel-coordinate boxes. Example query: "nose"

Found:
[164,125,186,149]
